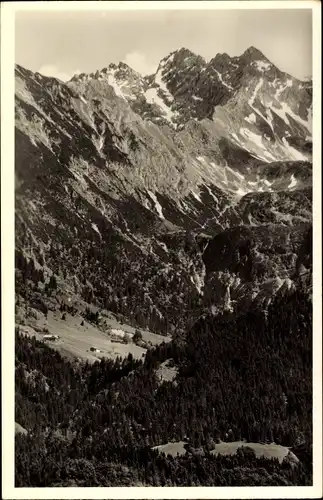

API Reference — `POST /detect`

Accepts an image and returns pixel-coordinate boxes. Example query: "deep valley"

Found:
[14,43,313,487]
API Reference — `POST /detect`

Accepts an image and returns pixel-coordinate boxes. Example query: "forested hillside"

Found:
[15,289,312,486]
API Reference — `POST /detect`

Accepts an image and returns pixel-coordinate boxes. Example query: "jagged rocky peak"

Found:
[241,46,268,61]
[156,47,205,74]
[114,61,142,76]
[239,46,276,74]
[147,47,206,107]
[172,47,205,65]
[70,71,87,82]
[70,61,142,83]
[14,45,313,336]
[209,46,273,76]
[106,62,118,71]
[17,43,313,162]
[209,52,233,67]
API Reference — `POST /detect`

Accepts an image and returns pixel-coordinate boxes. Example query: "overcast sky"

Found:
[15,9,312,81]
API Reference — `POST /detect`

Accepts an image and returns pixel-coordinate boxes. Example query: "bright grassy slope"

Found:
[17,309,170,363]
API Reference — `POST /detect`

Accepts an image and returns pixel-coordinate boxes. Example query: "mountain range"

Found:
[15,46,312,335]
[14,45,313,487]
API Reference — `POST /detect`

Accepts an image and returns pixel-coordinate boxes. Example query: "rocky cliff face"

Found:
[15,46,312,334]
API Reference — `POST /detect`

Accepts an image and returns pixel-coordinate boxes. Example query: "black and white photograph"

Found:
[1,1,321,497]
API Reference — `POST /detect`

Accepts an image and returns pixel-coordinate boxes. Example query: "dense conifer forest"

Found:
[15,289,312,486]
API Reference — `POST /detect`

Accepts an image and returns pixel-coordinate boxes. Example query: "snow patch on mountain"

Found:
[190,264,206,296]
[204,184,219,203]
[191,190,202,203]
[253,60,271,71]
[275,79,293,100]
[239,128,275,161]
[247,78,275,132]
[144,87,178,124]
[147,190,165,219]
[212,68,233,90]
[245,112,256,124]
[105,73,127,100]
[273,102,311,132]
[92,123,106,156]
[154,68,174,102]
[91,223,102,238]
[249,79,263,107]
[235,187,250,198]
[288,174,298,189]
[240,127,264,148]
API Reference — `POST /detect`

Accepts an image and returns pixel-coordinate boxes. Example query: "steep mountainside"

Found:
[15,47,312,334]
[14,45,313,488]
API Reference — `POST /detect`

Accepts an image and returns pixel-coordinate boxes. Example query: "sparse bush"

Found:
[123,333,131,344]
[133,329,143,344]
[84,308,100,324]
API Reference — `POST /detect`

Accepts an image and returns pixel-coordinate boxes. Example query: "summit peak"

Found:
[242,46,267,61]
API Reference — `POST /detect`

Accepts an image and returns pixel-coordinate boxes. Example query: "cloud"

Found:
[37,64,81,82]
[123,52,157,76]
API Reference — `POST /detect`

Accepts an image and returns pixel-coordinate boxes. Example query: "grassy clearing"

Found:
[152,439,299,464]
[15,422,28,435]
[211,441,299,464]
[152,441,188,457]
[155,359,178,383]
[99,309,171,346]
[16,309,170,363]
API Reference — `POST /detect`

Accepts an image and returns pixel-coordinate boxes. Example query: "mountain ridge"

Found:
[14,41,313,488]
[67,45,308,84]
[66,45,312,162]
[15,45,312,335]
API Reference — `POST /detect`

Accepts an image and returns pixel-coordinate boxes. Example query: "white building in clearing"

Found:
[110,328,126,338]
[43,334,59,341]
